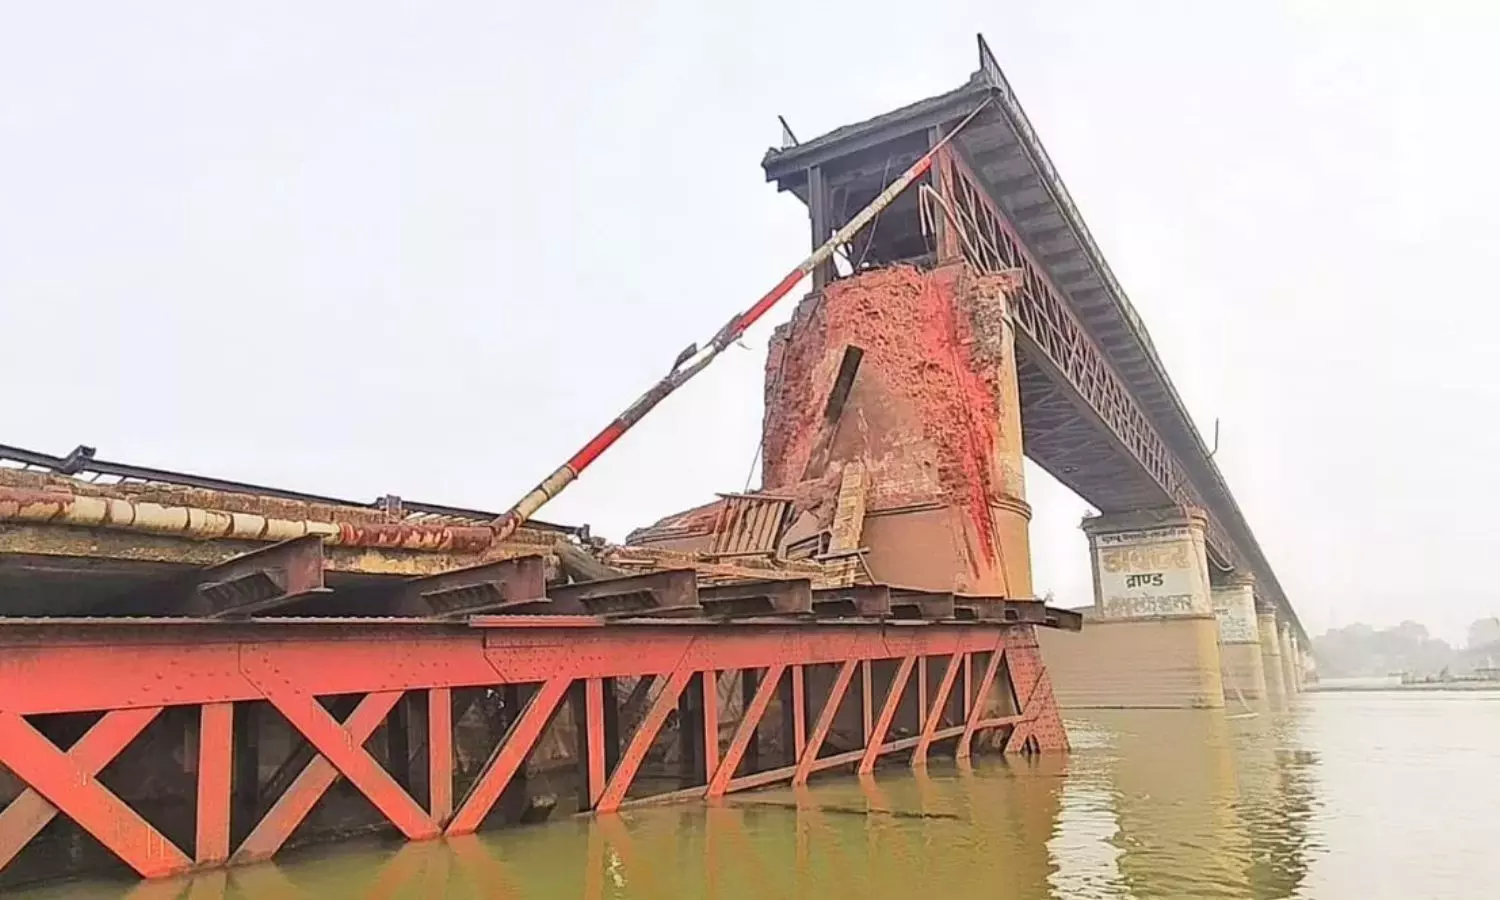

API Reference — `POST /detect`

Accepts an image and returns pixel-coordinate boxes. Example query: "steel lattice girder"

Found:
[0,619,1067,881]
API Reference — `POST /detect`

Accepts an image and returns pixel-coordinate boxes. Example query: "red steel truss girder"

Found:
[0,709,191,878]
[0,622,1066,882]
[0,707,161,871]
[792,658,859,786]
[232,690,403,864]
[913,652,965,766]
[957,647,1006,759]
[0,622,1014,716]
[446,676,572,834]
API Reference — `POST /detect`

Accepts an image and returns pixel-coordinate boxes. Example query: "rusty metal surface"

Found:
[0,483,498,553]
[192,535,329,618]
[466,614,606,629]
[548,569,702,617]
[0,616,459,627]
[0,442,580,534]
[812,584,891,618]
[890,589,957,620]
[697,578,812,618]
[0,610,1079,636]
[0,523,533,582]
[394,555,548,618]
[954,596,995,622]
[332,521,495,553]
[1044,606,1084,632]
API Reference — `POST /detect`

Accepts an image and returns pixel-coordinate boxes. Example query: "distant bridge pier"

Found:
[1257,611,1290,705]
[1211,573,1269,705]
[1039,506,1227,709]
[1279,623,1305,694]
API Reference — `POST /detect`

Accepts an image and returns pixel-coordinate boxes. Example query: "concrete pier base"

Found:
[1218,643,1268,707]
[1038,612,1225,709]
[1278,624,1301,696]
[1040,506,1226,709]
[1212,575,1267,706]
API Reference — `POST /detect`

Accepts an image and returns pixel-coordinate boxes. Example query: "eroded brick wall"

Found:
[763,263,1031,596]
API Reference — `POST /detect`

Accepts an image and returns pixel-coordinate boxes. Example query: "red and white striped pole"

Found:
[492,98,994,542]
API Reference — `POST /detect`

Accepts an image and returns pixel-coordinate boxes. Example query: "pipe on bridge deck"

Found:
[0,486,496,553]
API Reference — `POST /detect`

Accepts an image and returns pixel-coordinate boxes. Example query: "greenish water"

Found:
[25,692,1500,899]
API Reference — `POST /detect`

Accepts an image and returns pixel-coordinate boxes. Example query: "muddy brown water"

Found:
[22,692,1500,899]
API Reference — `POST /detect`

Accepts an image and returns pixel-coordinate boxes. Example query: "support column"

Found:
[1287,632,1307,693]
[1211,573,1267,705]
[1296,641,1313,690]
[1040,506,1224,709]
[807,166,834,292]
[1278,624,1300,696]
[1257,611,1287,705]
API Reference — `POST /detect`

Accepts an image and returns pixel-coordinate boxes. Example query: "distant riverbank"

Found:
[1308,681,1500,692]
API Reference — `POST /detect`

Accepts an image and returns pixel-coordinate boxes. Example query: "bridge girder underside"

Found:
[1013,352,1172,517]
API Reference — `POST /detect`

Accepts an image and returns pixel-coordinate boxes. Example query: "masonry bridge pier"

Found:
[0,36,1302,890]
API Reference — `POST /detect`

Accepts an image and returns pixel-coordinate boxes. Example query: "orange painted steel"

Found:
[707,663,787,798]
[584,677,608,808]
[789,665,807,759]
[957,647,1006,759]
[245,668,438,841]
[0,709,191,878]
[858,656,917,775]
[231,691,398,865]
[596,666,693,813]
[0,707,161,871]
[701,668,720,778]
[446,676,571,835]
[427,687,454,826]
[913,652,966,766]
[195,702,234,866]
[792,659,859,786]
[0,619,1066,882]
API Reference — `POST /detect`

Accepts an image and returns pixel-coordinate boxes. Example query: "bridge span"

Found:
[758,36,1307,705]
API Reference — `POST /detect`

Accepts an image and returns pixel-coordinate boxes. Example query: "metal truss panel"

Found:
[935,148,1247,572]
[0,619,1067,883]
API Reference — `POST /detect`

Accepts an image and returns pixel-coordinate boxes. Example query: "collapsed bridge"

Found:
[0,441,1073,887]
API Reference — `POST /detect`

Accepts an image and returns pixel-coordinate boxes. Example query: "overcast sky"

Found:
[4,2,1497,644]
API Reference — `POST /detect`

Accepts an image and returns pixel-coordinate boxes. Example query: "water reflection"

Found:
[31,694,1500,899]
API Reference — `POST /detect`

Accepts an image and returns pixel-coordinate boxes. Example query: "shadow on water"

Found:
[26,693,1500,899]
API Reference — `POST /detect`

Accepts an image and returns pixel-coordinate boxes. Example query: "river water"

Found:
[24,691,1500,899]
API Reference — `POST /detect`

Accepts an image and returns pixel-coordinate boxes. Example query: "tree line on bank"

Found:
[1312,618,1500,679]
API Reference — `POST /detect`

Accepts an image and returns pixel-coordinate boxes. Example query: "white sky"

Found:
[4,2,1498,644]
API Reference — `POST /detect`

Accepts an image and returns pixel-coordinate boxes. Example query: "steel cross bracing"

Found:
[936,147,1306,634]
[964,39,1300,638]
[0,618,1066,882]
[935,149,1226,552]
